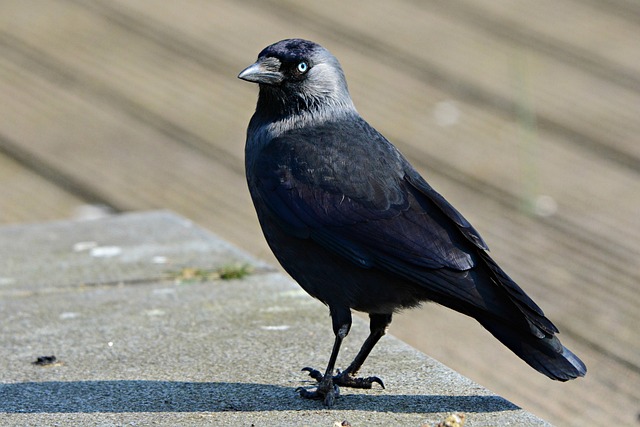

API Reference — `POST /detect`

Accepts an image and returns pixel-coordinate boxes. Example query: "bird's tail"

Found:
[477,317,586,381]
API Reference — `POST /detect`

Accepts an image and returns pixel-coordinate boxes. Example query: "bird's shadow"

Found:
[0,380,519,413]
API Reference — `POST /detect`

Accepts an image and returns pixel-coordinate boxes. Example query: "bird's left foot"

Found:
[297,367,385,406]
[296,376,340,407]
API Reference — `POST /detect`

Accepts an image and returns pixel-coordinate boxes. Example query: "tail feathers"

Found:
[479,318,587,381]
[477,251,559,336]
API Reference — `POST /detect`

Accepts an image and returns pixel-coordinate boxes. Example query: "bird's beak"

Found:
[238,57,284,85]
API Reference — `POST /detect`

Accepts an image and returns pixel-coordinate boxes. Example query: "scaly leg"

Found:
[334,312,391,387]
[299,312,391,407]
[297,308,351,407]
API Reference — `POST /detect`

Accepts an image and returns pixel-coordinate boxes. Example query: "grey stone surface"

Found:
[0,211,551,426]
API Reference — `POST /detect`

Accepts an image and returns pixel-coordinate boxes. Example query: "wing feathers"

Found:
[251,118,555,336]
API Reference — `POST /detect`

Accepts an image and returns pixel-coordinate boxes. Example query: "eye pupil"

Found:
[297,62,308,73]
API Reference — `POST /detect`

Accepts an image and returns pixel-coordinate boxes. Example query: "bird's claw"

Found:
[299,366,385,404]
[301,366,324,382]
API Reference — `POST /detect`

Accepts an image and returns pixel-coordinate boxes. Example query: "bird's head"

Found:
[238,39,355,118]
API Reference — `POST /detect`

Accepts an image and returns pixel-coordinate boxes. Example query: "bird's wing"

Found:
[251,119,486,272]
[250,119,558,333]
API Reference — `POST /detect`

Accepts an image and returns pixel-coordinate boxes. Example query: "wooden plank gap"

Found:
[0,29,244,176]
[0,133,122,211]
[418,0,640,93]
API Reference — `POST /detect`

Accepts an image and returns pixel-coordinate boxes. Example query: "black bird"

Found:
[238,39,586,407]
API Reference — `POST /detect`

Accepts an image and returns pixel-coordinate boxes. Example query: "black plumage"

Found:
[239,38,586,407]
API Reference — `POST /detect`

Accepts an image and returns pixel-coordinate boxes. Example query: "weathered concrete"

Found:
[0,211,551,426]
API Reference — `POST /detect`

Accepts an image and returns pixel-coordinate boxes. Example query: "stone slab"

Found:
[0,211,550,426]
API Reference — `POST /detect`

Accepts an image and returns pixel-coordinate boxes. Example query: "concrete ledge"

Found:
[0,211,551,426]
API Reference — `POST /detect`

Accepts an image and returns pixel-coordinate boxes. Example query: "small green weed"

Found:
[169,264,252,284]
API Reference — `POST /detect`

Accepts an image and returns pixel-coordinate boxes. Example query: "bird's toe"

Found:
[334,371,385,389]
[301,366,324,382]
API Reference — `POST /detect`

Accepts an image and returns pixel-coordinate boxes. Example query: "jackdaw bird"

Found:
[238,39,586,407]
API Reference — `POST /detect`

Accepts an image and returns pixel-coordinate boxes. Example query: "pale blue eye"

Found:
[297,62,308,73]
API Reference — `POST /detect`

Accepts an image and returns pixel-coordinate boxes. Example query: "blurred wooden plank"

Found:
[430,0,640,85]
[0,151,87,224]
[0,2,245,170]
[0,50,268,258]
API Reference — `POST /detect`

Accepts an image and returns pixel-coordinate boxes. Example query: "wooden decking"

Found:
[0,1,638,425]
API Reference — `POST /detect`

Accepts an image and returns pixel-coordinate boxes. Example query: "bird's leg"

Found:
[333,313,391,389]
[298,308,351,407]
[299,312,390,406]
